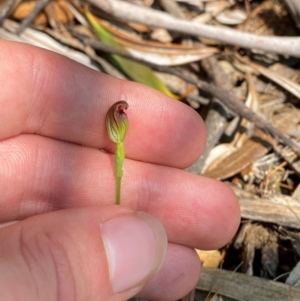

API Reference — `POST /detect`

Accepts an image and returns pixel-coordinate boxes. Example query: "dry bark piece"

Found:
[229,184,300,229]
[197,267,300,301]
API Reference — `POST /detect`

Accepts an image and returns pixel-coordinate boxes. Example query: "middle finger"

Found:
[0,134,239,249]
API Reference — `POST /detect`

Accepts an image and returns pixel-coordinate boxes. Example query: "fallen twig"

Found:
[0,0,18,25]
[87,0,300,58]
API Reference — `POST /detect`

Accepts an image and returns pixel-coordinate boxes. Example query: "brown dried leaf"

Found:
[204,129,274,180]
[13,0,73,25]
[13,0,47,25]
[204,109,300,180]
[196,249,225,268]
[96,19,218,65]
[50,1,74,24]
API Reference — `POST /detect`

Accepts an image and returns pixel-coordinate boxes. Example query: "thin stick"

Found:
[87,0,300,58]
[0,0,18,25]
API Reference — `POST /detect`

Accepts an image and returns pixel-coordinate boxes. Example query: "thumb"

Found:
[0,205,167,301]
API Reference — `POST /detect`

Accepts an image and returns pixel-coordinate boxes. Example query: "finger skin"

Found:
[0,206,167,301]
[0,39,205,168]
[137,244,201,301]
[0,134,240,249]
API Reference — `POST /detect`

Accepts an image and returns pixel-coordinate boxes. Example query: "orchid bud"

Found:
[105,101,129,205]
[105,101,129,143]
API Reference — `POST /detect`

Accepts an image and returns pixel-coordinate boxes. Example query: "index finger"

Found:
[0,40,206,168]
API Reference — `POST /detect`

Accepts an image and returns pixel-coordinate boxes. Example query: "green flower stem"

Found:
[115,141,125,205]
[105,101,129,205]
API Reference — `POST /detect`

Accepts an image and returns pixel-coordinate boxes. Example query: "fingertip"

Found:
[137,244,201,301]
[121,80,206,168]
[198,179,241,248]
[101,211,167,294]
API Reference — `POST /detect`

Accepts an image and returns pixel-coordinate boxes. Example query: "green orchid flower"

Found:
[105,101,129,205]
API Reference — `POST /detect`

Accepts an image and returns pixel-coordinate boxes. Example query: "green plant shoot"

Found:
[105,101,129,205]
[86,12,177,99]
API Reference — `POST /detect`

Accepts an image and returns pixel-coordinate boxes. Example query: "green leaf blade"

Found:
[86,12,177,98]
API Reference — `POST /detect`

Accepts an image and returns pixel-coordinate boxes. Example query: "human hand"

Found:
[0,40,240,301]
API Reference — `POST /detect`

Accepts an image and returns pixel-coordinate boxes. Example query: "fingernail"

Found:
[101,212,167,293]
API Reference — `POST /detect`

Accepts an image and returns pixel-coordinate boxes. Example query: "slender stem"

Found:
[115,142,125,205]
[116,175,121,205]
